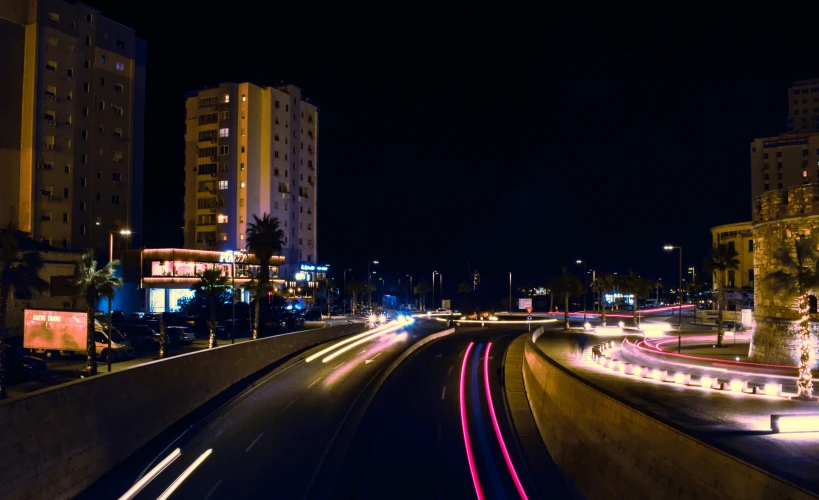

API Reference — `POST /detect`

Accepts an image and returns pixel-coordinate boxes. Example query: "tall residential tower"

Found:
[183,83,319,281]
[0,0,146,254]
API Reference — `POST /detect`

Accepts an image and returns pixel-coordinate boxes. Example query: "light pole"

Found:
[576,259,587,323]
[368,260,378,310]
[664,245,683,353]
[108,228,132,263]
[378,277,384,307]
[106,228,130,372]
[508,271,512,313]
[432,271,438,310]
[407,274,413,309]
[343,268,351,315]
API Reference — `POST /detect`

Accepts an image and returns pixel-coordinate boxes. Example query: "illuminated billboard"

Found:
[23,309,88,351]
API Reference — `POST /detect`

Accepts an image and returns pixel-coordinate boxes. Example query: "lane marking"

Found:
[308,377,322,388]
[245,432,264,453]
[281,400,294,413]
[202,479,222,500]
[484,342,529,500]
[371,352,382,361]
[359,350,366,355]
[441,386,447,400]
[118,448,181,500]
[157,449,213,500]
[334,362,345,370]
[448,366,454,376]
[460,342,485,500]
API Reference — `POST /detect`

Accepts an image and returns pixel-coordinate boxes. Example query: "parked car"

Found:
[120,324,164,350]
[4,346,47,383]
[434,308,452,315]
[303,308,322,321]
[165,326,196,345]
[128,312,145,322]
[217,318,250,338]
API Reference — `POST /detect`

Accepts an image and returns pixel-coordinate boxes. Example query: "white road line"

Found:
[334,362,345,370]
[359,350,366,355]
[157,449,213,500]
[447,366,453,376]
[202,479,222,500]
[118,448,181,500]
[281,400,294,413]
[371,352,382,360]
[441,386,447,400]
[308,377,322,388]
[245,432,264,452]
[459,350,464,357]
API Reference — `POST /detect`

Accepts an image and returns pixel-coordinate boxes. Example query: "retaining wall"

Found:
[522,338,816,500]
[0,323,364,500]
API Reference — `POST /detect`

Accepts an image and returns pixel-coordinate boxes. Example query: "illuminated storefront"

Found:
[131,248,285,312]
[283,262,330,309]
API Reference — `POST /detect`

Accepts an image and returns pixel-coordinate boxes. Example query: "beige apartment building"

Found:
[750,79,819,201]
[183,83,318,281]
[0,0,145,255]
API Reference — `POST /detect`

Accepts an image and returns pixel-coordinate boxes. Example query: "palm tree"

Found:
[192,269,230,348]
[705,243,740,347]
[345,280,364,314]
[764,236,819,400]
[0,225,48,398]
[621,272,652,326]
[591,273,615,326]
[321,278,337,316]
[246,213,285,339]
[549,268,584,330]
[74,251,122,376]
[457,281,472,300]
[414,282,430,311]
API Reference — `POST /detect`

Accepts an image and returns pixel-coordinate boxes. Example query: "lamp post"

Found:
[576,259,587,323]
[368,260,378,310]
[108,228,132,263]
[432,271,438,310]
[508,271,512,313]
[106,228,131,372]
[378,277,384,308]
[343,268,351,316]
[407,274,412,310]
[664,245,683,353]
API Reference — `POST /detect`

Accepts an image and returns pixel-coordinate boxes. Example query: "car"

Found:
[3,346,47,383]
[303,309,322,321]
[120,324,164,350]
[434,308,452,315]
[128,312,145,322]
[165,326,196,345]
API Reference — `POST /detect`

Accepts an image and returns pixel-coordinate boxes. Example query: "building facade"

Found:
[786,79,819,134]
[0,0,146,255]
[183,82,318,283]
[710,222,754,308]
[751,184,819,366]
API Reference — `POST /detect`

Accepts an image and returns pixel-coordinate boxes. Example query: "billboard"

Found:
[24,310,88,351]
[518,298,532,310]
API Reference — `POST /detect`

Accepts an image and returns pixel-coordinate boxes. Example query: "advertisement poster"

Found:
[23,310,88,350]
[518,298,532,310]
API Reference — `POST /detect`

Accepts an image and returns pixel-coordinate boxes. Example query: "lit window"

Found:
[217,214,228,224]
[224,94,230,103]
[240,234,244,240]
[219,180,228,190]
[242,94,246,102]
[804,170,809,178]
[219,128,229,138]
[101,54,106,64]
[240,182,245,188]
[48,12,59,22]
[115,61,124,71]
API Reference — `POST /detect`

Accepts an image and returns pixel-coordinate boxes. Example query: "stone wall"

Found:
[522,339,815,500]
[0,323,364,500]
[752,183,819,365]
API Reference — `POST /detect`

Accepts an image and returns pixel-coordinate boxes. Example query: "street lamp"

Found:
[109,228,132,262]
[508,271,512,313]
[432,271,439,311]
[576,259,587,323]
[664,245,683,353]
[106,228,131,372]
[407,274,413,310]
[368,260,379,310]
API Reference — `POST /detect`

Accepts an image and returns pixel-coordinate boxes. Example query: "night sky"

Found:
[86,3,818,300]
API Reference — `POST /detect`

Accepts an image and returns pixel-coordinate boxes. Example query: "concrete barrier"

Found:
[0,323,365,500]
[522,339,816,499]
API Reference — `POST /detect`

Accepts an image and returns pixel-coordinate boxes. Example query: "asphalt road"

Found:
[78,319,438,500]
[325,326,570,500]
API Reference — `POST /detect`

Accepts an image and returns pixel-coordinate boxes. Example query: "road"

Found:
[78,318,437,500]
[324,326,570,500]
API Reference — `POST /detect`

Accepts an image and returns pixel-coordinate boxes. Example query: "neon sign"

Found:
[299,263,328,272]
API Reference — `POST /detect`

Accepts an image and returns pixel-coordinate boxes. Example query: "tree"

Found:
[414,282,430,311]
[705,243,740,347]
[621,272,653,326]
[192,269,230,348]
[345,280,364,314]
[321,278,337,316]
[0,225,48,398]
[246,213,285,339]
[764,236,819,400]
[549,268,584,330]
[591,273,615,326]
[457,281,472,300]
[74,251,122,376]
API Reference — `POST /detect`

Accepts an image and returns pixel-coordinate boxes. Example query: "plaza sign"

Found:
[299,263,329,272]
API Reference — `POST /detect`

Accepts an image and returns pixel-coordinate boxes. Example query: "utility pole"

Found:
[508,271,512,313]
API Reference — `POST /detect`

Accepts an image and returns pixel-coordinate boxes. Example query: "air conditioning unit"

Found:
[210,156,216,161]
[47,120,56,127]
[46,144,55,150]
[211,173,217,178]
[36,163,44,170]
[113,181,121,186]
[112,158,121,163]
[46,94,56,101]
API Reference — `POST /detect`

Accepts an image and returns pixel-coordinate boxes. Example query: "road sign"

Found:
[526,307,533,314]
[518,298,532,310]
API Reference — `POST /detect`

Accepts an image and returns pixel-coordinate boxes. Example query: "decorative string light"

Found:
[796,293,814,399]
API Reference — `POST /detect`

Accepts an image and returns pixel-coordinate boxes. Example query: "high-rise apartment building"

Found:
[0,0,145,254]
[750,79,819,201]
[183,83,319,281]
